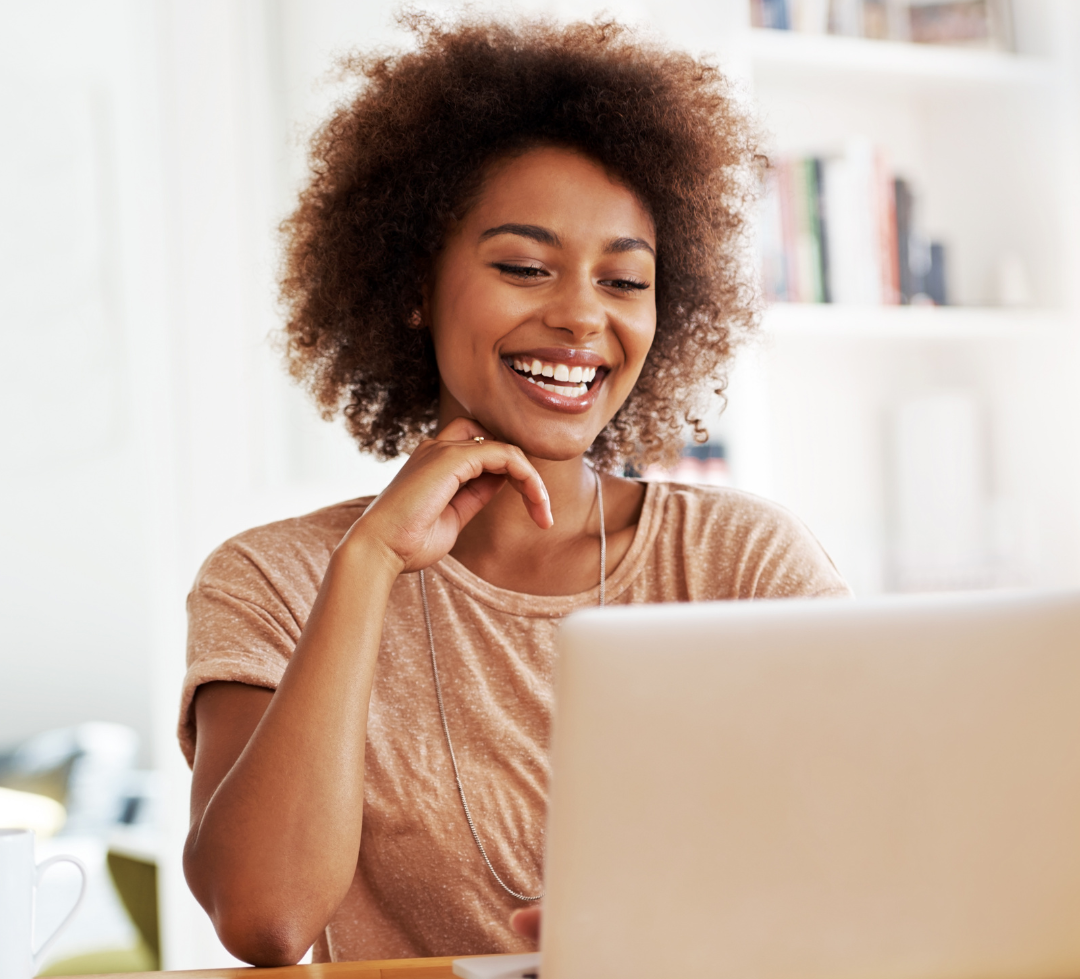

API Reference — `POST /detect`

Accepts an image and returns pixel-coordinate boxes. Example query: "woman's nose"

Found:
[542,274,606,339]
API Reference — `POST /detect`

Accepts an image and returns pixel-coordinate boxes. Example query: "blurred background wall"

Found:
[1,0,1078,969]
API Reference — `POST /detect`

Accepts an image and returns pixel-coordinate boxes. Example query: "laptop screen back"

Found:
[543,591,1080,979]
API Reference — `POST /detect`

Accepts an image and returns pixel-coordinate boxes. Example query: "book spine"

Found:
[790,159,813,302]
[894,178,914,305]
[801,159,825,302]
[876,149,900,304]
[926,243,948,305]
[829,0,863,36]
[793,0,830,33]
[763,0,791,30]
[823,156,852,303]
[760,166,789,302]
[813,158,831,303]
[777,159,800,301]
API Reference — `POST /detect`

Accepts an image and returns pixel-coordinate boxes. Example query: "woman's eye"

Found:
[493,263,548,280]
[601,277,650,292]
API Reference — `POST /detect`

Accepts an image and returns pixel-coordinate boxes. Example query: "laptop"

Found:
[457,589,1080,979]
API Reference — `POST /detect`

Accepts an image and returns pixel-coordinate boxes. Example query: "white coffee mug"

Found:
[0,828,87,979]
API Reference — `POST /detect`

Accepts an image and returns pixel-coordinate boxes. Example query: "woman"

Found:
[180,14,849,967]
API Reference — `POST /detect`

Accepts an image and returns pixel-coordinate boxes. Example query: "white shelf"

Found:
[761,303,1075,340]
[749,28,1055,89]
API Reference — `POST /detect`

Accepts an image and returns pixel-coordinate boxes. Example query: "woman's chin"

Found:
[505,431,602,464]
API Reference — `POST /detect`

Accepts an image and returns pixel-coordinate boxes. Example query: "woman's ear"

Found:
[410,278,431,330]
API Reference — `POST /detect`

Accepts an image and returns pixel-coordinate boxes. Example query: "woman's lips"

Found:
[503,358,608,413]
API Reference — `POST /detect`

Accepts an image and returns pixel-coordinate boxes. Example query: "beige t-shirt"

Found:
[181,481,850,963]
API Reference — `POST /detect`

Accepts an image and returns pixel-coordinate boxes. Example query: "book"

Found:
[813,159,832,303]
[752,0,792,29]
[908,0,1013,49]
[924,242,948,305]
[792,0,831,32]
[759,144,948,307]
[760,156,828,303]
[760,166,789,302]
[753,0,1014,50]
[828,0,864,36]
[894,178,916,304]
[876,150,900,305]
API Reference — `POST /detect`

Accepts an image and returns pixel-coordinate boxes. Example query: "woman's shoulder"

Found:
[193,496,375,593]
[647,479,807,534]
[643,481,851,599]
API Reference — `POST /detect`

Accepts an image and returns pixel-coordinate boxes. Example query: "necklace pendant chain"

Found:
[419,466,606,903]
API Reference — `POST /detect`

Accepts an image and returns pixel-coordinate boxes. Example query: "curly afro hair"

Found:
[280,12,762,470]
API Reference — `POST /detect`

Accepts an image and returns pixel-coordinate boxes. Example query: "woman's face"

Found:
[425,146,657,461]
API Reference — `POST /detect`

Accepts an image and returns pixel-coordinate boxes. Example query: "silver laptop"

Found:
[534,590,1080,979]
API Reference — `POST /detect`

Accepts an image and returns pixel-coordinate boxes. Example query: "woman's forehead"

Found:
[466,146,656,245]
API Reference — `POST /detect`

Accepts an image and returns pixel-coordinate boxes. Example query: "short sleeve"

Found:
[652,484,853,602]
[180,538,307,766]
[176,498,373,766]
[725,493,852,599]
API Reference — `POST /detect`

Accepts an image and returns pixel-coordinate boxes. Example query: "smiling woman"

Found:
[178,12,850,970]
[280,14,759,469]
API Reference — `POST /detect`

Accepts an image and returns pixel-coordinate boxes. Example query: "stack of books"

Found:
[751,0,1014,49]
[759,139,948,306]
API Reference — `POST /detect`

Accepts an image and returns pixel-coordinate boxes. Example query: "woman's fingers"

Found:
[453,441,551,529]
[430,420,552,529]
[436,416,494,443]
[354,419,552,573]
[447,472,507,527]
[509,906,541,943]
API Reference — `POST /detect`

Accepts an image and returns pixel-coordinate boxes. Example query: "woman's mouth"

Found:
[507,356,602,399]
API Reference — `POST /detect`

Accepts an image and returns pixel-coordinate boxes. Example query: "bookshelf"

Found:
[748,27,1055,88]
[762,303,1073,340]
[714,0,1080,597]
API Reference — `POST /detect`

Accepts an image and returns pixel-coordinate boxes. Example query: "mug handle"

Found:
[32,854,89,972]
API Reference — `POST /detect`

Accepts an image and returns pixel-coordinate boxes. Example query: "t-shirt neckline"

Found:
[428,480,666,616]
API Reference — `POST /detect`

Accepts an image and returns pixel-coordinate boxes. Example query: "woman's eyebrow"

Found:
[479,224,656,260]
[479,223,561,246]
[606,236,656,259]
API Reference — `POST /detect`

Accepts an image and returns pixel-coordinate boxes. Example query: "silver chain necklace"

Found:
[418,466,606,902]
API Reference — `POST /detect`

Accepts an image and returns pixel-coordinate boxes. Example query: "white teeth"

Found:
[534,380,588,397]
[512,357,601,389]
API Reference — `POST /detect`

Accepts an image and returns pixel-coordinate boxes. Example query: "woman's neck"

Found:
[449,454,645,596]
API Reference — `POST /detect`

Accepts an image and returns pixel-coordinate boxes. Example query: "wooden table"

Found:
[50,956,499,978]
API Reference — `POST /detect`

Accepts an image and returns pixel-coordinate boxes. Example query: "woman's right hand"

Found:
[343,415,553,574]
[186,417,550,966]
